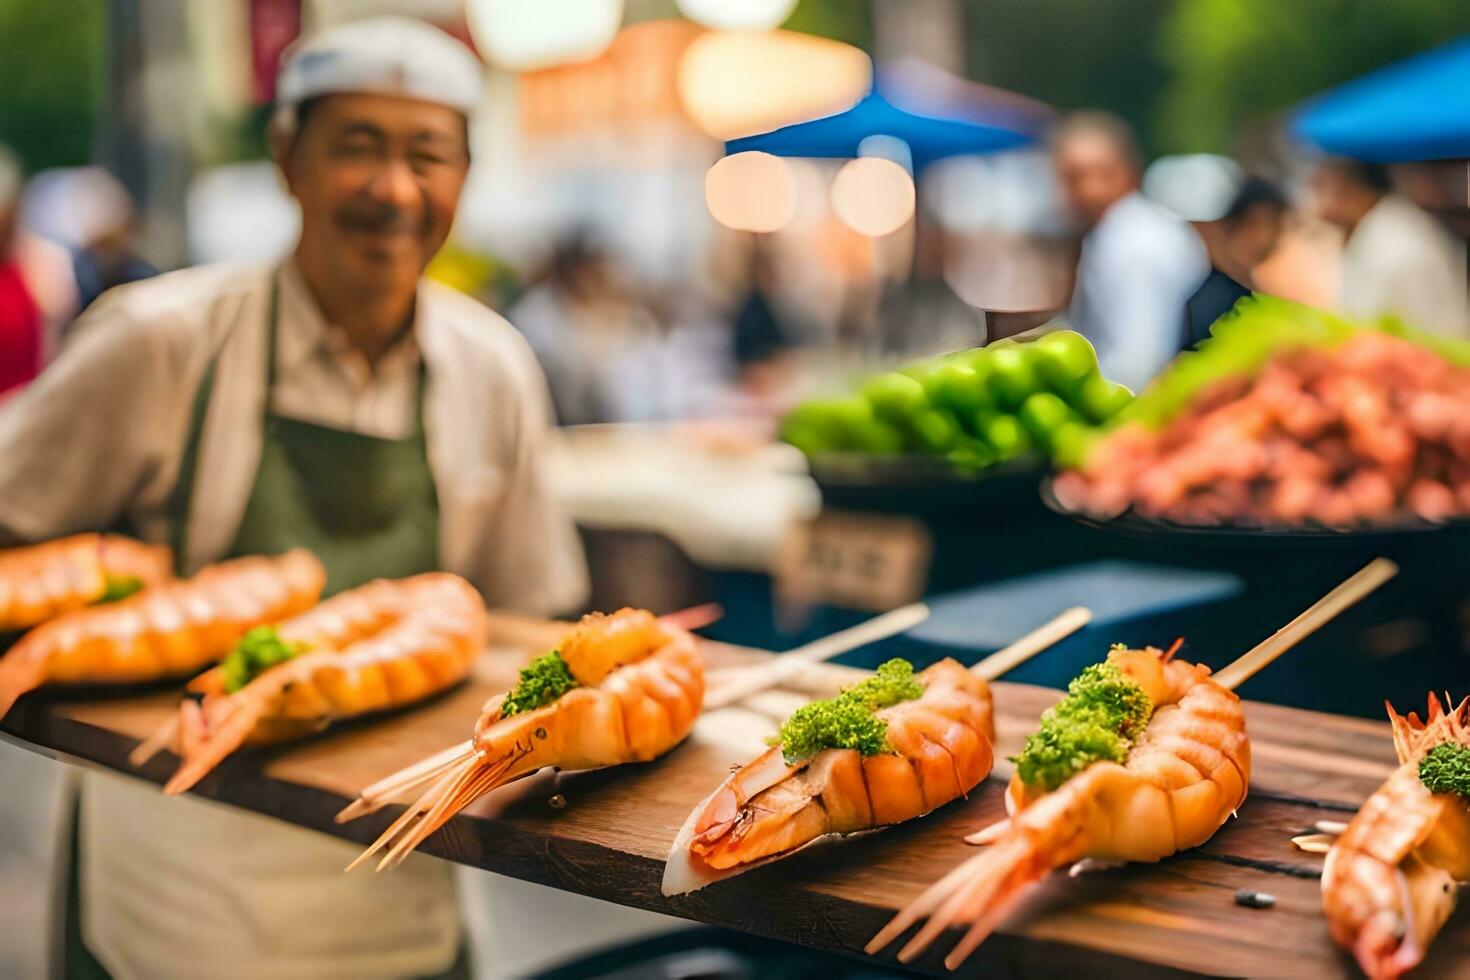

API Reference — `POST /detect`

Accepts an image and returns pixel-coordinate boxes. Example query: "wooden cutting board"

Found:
[2,617,1465,978]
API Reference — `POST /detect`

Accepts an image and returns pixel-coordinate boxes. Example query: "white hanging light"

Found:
[675,0,798,31]
[465,0,624,72]
[830,157,916,237]
[705,151,796,233]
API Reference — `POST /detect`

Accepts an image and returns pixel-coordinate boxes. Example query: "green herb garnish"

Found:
[1419,743,1470,798]
[501,651,580,716]
[774,658,925,764]
[1011,662,1153,792]
[220,627,306,693]
[95,573,144,605]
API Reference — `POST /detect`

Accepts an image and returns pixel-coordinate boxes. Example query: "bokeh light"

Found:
[829,157,916,237]
[677,30,871,140]
[675,0,799,31]
[465,0,624,72]
[704,151,797,233]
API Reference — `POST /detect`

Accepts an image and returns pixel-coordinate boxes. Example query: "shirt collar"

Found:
[274,259,422,382]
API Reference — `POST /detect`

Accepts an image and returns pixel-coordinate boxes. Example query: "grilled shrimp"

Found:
[663,659,994,895]
[0,550,325,718]
[0,534,173,632]
[131,574,489,794]
[868,647,1249,969]
[1323,694,1470,979]
[338,608,704,870]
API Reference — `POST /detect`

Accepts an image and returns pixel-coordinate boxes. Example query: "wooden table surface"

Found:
[2,617,1466,979]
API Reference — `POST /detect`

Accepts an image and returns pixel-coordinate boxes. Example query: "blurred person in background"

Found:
[1147,156,1288,346]
[510,232,659,424]
[0,19,585,978]
[22,167,156,321]
[1185,177,1287,343]
[1310,156,1470,337]
[1053,112,1208,391]
[716,239,801,424]
[0,147,77,398]
[877,223,986,357]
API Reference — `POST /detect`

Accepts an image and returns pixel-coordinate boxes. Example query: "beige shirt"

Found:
[0,260,587,610]
[0,261,588,978]
[1340,194,1470,339]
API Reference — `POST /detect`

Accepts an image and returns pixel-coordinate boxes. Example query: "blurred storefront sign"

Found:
[775,511,932,612]
[519,20,703,137]
[249,0,300,104]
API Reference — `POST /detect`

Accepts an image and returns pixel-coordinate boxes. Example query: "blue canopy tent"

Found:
[724,60,1049,169]
[1293,37,1470,162]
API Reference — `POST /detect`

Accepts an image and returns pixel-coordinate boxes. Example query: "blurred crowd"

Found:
[2,112,1466,420]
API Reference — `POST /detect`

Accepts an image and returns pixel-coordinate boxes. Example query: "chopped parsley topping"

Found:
[95,573,144,605]
[500,651,580,716]
[220,627,307,693]
[1012,661,1153,792]
[773,658,925,764]
[1419,743,1470,799]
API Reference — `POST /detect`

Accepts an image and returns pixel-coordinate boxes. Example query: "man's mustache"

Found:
[334,200,432,236]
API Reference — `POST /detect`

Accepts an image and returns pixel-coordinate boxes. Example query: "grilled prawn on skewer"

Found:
[868,644,1250,969]
[339,607,703,870]
[0,533,174,632]
[131,573,489,795]
[0,550,325,719]
[867,557,1397,970]
[664,658,994,895]
[663,607,1091,895]
[1323,694,1470,979]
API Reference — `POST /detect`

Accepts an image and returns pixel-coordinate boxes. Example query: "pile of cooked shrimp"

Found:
[1055,332,1470,528]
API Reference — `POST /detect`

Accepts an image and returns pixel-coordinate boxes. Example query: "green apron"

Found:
[65,273,459,979]
[173,275,440,595]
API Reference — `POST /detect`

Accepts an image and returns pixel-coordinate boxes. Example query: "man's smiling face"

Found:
[278,92,470,294]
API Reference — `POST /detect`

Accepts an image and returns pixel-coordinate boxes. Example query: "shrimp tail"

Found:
[963,817,1011,846]
[867,833,1047,968]
[1355,909,1414,980]
[348,741,530,873]
[129,714,182,767]
[0,652,44,720]
[162,697,264,795]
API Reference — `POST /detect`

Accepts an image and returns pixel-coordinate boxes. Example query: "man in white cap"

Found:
[0,18,586,977]
[1053,112,1209,392]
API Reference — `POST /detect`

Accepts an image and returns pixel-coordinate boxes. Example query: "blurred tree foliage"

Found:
[0,0,104,171]
[963,0,1174,151]
[1156,0,1470,154]
[962,0,1470,157]
[785,0,874,51]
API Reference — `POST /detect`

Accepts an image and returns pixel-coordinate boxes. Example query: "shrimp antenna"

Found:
[1160,637,1184,663]
[1215,558,1397,691]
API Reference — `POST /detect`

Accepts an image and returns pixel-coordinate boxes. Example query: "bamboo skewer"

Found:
[1214,557,1398,692]
[970,607,1092,682]
[702,603,931,710]
[704,603,1092,710]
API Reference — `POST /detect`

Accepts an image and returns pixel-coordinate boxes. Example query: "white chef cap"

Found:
[1143,154,1243,223]
[274,16,484,133]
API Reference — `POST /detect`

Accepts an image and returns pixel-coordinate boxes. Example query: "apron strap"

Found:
[170,269,431,570]
[165,339,225,571]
